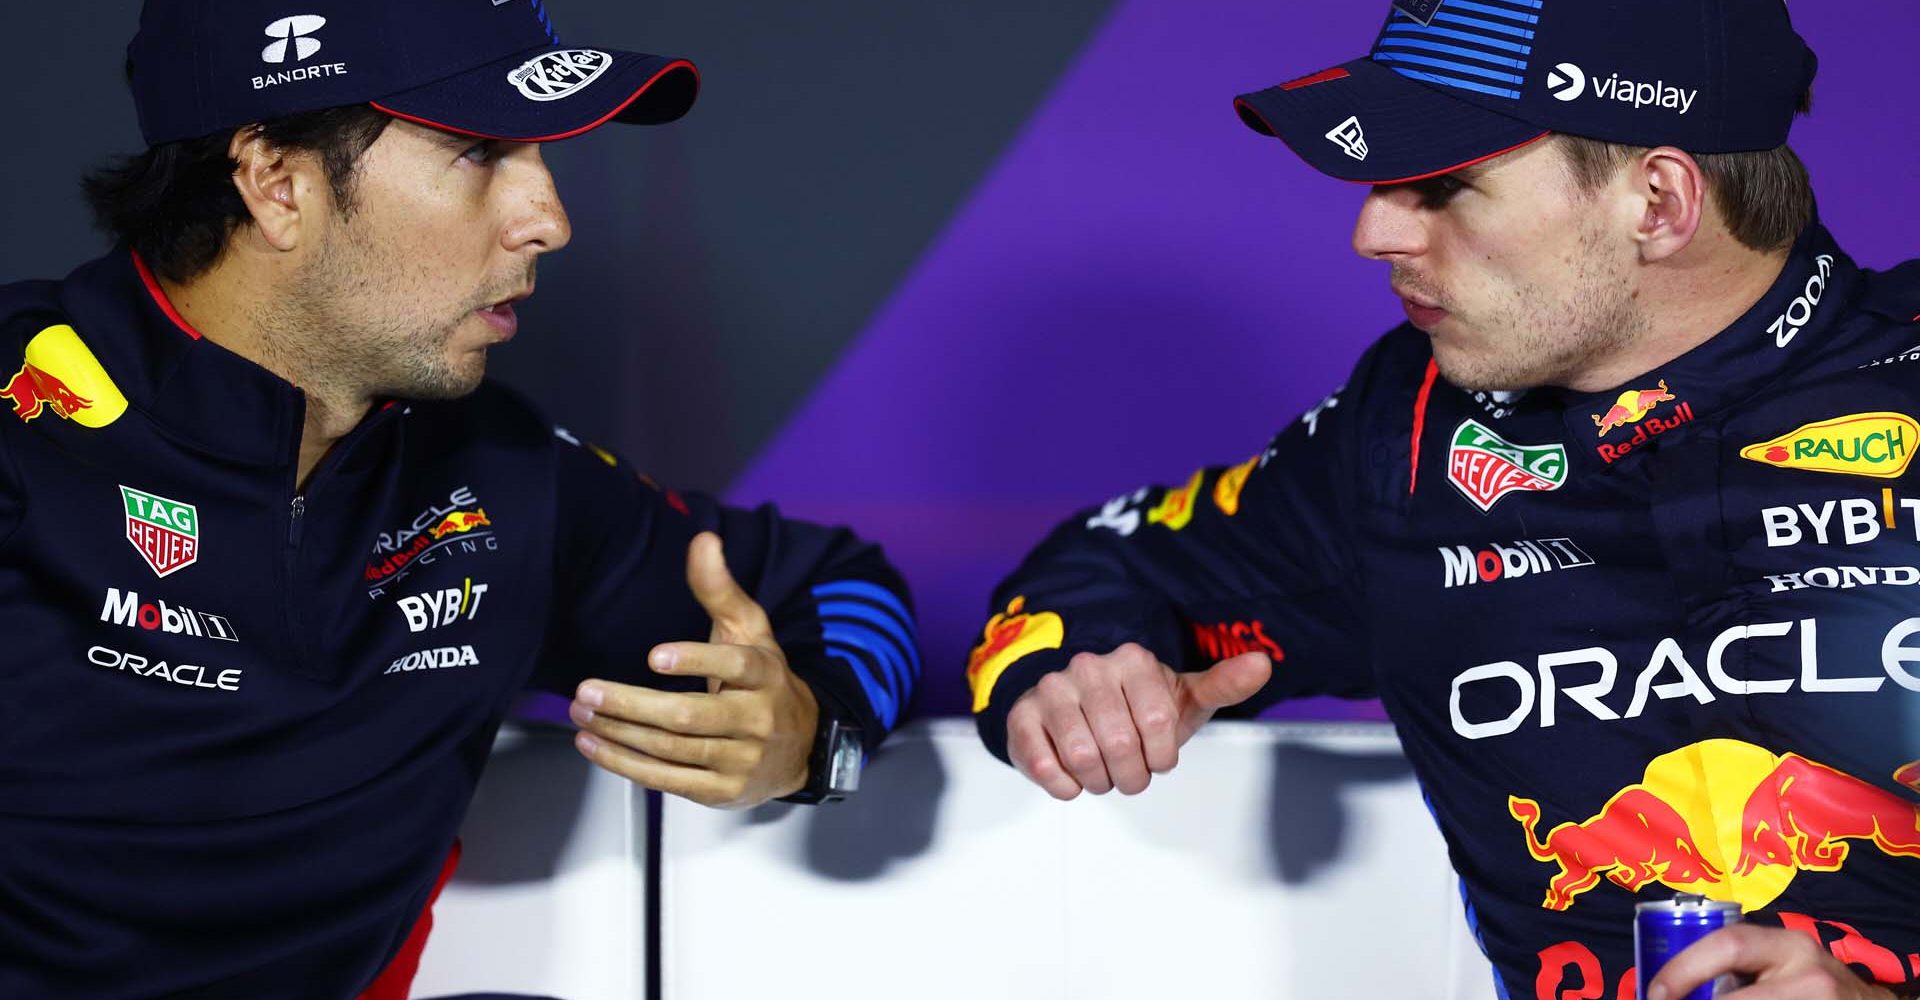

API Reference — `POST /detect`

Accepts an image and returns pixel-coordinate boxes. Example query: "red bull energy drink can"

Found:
[1635,894,1742,999]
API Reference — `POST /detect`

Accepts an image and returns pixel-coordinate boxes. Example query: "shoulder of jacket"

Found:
[0,279,72,351]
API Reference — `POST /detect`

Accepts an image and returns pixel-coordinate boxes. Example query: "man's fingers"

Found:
[685,532,775,646]
[570,702,740,771]
[1034,674,1113,794]
[1079,675,1150,794]
[648,640,771,689]
[1645,925,1826,1000]
[1120,668,1180,774]
[576,681,733,737]
[574,731,744,807]
[1008,700,1082,800]
[1181,651,1273,713]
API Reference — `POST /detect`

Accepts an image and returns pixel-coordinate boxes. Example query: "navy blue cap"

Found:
[1234,0,1817,183]
[128,0,699,146]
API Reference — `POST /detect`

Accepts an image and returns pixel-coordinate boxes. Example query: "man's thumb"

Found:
[1182,651,1273,712]
[686,532,770,641]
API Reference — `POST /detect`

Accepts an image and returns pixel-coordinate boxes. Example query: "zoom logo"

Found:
[1548,63,1587,101]
[262,15,326,64]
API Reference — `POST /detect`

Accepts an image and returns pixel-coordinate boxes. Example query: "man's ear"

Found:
[1630,147,1708,264]
[227,127,325,252]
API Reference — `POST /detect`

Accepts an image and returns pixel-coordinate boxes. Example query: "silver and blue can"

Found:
[1635,894,1743,999]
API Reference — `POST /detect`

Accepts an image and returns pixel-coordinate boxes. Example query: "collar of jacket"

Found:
[1539,224,1860,473]
[54,249,401,469]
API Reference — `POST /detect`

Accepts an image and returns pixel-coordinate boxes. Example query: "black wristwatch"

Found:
[779,702,865,804]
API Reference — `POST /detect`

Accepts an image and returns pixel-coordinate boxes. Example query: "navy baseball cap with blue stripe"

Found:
[1234,0,1816,183]
[128,0,699,147]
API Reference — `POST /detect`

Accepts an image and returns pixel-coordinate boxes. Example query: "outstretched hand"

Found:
[570,532,818,808]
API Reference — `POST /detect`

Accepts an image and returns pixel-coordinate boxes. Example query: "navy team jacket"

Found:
[0,249,920,997]
[969,226,1920,999]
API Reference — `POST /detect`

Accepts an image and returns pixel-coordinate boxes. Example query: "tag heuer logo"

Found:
[121,485,200,578]
[1446,420,1567,513]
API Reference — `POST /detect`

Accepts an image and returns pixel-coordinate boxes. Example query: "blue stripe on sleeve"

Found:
[812,581,916,632]
[815,599,921,679]
[820,617,912,703]
[821,636,900,729]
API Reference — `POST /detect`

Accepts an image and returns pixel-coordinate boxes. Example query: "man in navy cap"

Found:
[0,1,918,995]
[966,1,1920,997]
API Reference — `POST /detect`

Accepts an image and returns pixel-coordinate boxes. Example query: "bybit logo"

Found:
[1548,62,1586,101]
[261,15,326,64]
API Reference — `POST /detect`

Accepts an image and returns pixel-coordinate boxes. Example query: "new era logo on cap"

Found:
[261,14,326,64]
[1326,116,1369,160]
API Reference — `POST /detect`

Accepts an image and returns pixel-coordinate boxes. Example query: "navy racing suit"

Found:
[0,249,920,998]
[968,225,1920,999]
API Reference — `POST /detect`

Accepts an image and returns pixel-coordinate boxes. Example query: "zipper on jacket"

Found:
[288,495,307,546]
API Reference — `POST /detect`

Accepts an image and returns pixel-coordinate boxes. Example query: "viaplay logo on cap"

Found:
[508,49,612,102]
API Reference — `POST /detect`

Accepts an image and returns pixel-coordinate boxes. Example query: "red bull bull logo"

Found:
[0,325,128,428]
[429,508,492,540]
[966,596,1064,712]
[1509,788,1723,910]
[1,362,92,422]
[1592,380,1677,438]
[1510,740,1920,915]
[1733,754,1920,875]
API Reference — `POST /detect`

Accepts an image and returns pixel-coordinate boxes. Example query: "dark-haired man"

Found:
[0,1,918,996]
[966,1,1920,997]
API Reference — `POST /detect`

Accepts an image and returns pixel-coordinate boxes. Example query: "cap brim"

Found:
[1234,58,1547,183]
[371,47,699,142]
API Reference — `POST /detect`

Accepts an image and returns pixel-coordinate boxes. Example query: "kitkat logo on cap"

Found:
[508,49,612,101]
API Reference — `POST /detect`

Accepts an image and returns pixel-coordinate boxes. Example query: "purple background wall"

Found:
[727,0,1920,721]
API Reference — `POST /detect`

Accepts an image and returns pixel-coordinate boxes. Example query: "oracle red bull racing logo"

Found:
[365,488,500,597]
[0,324,128,428]
[1446,419,1567,513]
[1509,740,1920,914]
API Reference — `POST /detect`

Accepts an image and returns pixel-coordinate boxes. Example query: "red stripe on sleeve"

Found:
[1409,358,1440,496]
